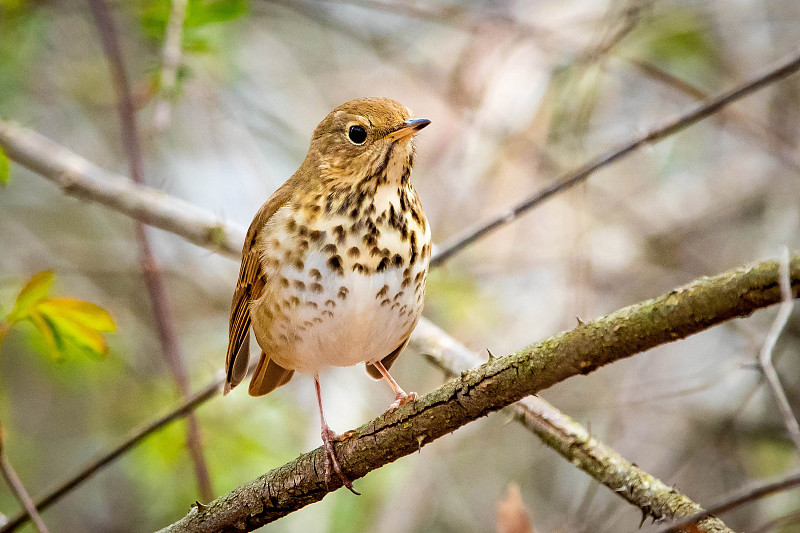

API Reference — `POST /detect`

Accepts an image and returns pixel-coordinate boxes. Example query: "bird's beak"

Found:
[386,118,431,141]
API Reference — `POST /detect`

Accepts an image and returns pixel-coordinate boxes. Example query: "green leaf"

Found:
[27,311,63,360]
[9,270,54,323]
[37,303,113,360]
[0,145,9,185]
[37,299,116,332]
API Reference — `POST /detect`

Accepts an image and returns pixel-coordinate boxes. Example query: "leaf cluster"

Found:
[0,271,116,361]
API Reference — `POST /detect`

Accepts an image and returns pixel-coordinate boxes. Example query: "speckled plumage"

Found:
[225,98,431,397]
[225,98,431,492]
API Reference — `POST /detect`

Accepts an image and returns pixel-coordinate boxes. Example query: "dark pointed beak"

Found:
[386,118,431,140]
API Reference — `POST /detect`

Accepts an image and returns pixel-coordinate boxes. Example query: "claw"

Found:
[321,426,360,495]
[389,391,417,410]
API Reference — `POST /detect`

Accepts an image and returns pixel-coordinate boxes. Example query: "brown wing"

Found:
[365,337,410,380]
[224,179,295,394]
[249,352,295,396]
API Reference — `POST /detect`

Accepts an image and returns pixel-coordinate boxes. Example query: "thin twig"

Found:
[751,508,800,533]
[0,424,51,533]
[659,469,800,533]
[153,0,188,130]
[430,47,800,266]
[88,0,213,501]
[0,376,224,533]
[757,247,800,455]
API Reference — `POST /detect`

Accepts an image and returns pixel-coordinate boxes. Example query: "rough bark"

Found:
[157,252,799,532]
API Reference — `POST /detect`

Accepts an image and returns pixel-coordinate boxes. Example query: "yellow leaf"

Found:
[38,307,109,360]
[27,311,63,360]
[9,270,54,323]
[37,299,116,332]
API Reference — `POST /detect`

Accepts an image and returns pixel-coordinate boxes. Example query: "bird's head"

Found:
[304,97,430,186]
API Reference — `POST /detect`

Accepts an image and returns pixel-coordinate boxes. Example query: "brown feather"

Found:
[249,352,295,396]
[365,336,410,379]
[224,179,296,393]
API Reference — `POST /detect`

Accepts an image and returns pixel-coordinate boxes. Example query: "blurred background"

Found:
[2,0,800,531]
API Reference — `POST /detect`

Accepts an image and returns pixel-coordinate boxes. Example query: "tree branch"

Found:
[0,375,224,533]
[0,120,243,257]
[660,470,800,533]
[415,319,734,533]
[757,247,800,455]
[155,252,800,532]
[88,0,213,501]
[0,425,50,533]
[152,0,188,130]
[0,118,793,531]
[430,47,800,267]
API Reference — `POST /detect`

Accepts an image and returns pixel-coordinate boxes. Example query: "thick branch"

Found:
[157,252,800,532]
[415,319,733,533]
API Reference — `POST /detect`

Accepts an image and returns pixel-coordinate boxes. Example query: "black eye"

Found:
[348,125,367,144]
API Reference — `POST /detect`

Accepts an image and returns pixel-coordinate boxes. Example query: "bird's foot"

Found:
[320,425,360,495]
[389,391,417,410]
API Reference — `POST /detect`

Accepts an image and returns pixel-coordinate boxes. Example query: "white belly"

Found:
[252,250,426,376]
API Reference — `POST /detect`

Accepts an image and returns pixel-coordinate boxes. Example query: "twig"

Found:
[0,376,224,533]
[152,0,188,130]
[0,424,51,533]
[757,247,800,455]
[659,469,800,533]
[430,47,800,267]
[751,508,800,533]
[154,253,800,532]
[88,0,213,501]
[414,320,733,533]
[622,54,800,175]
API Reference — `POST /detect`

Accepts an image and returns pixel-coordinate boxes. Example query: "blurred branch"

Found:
[156,253,800,532]
[7,50,800,269]
[0,120,243,256]
[152,0,188,130]
[752,508,800,533]
[0,425,50,533]
[0,376,224,533]
[757,247,800,455]
[622,54,800,174]
[88,0,213,501]
[414,320,733,533]
[430,47,800,267]
[660,470,800,533]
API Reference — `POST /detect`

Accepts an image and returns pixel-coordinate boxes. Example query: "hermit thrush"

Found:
[224,97,431,493]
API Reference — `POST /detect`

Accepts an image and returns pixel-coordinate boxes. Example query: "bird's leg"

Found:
[372,361,417,409]
[314,376,359,495]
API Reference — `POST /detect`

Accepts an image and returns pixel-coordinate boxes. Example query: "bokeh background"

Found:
[2,0,800,531]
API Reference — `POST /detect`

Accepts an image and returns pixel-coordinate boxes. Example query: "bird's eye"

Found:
[348,125,367,145]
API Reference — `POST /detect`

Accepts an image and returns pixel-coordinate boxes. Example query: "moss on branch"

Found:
[158,253,799,533]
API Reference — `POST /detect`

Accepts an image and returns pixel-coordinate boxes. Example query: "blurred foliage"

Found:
[624,8,723,88]
[139,0,248,54]
[1,0,800,532]
[0,146,8,184]
[0,271,116,362]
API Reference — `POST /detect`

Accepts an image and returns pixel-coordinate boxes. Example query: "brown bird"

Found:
[224,97,431,493]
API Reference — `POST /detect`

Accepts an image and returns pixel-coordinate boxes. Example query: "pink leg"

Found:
[314,377,359,495]
[371,361,417,409]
